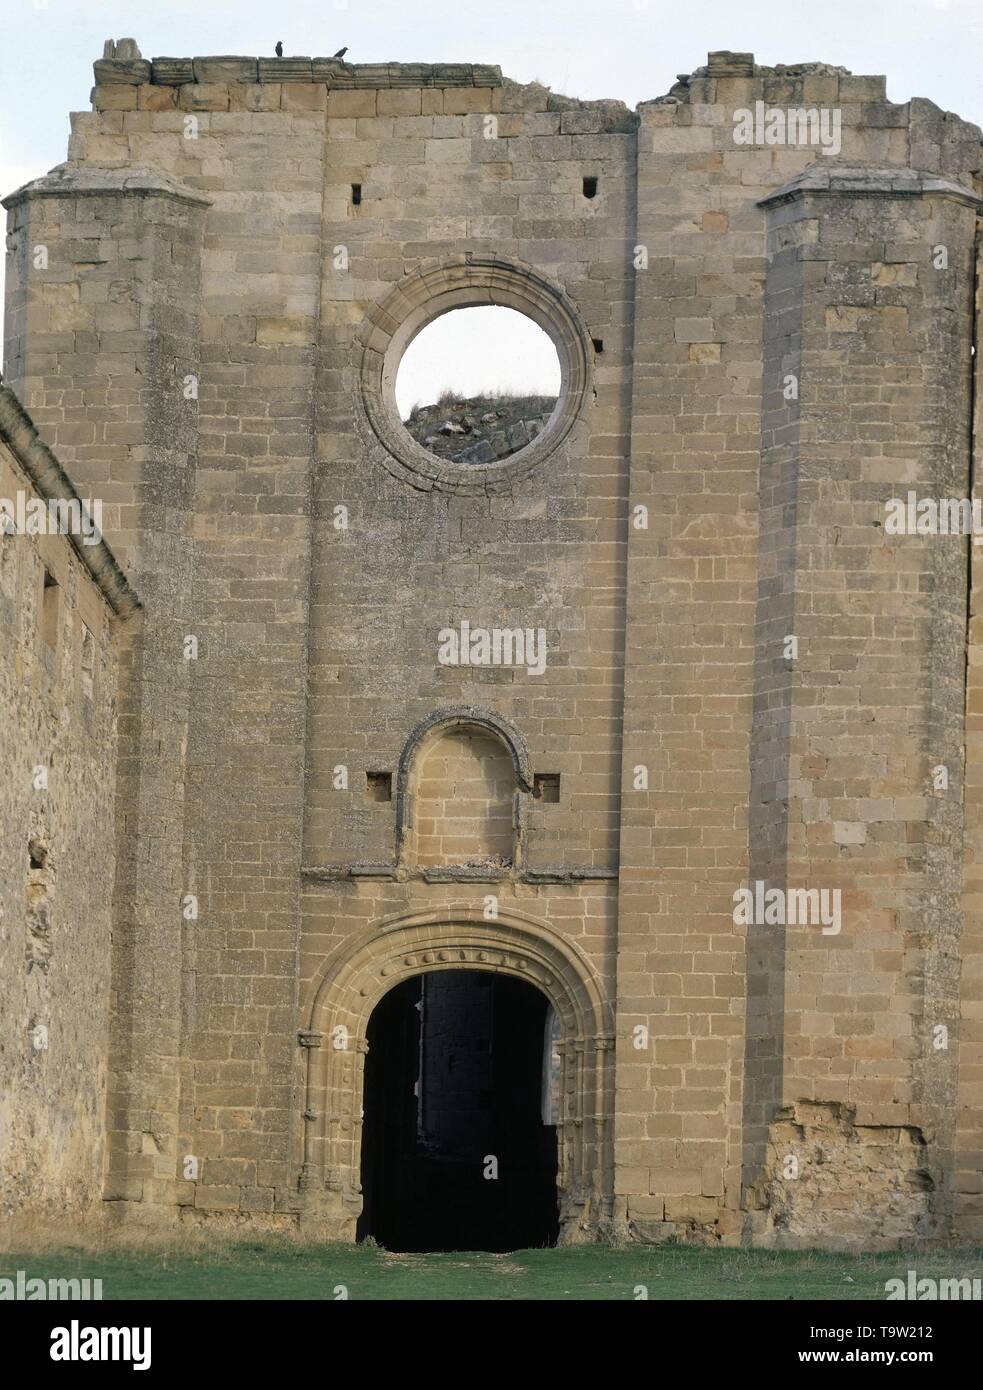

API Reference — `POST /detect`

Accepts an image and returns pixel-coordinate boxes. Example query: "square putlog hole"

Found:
[533,773,560,803]
[366,771,392,803]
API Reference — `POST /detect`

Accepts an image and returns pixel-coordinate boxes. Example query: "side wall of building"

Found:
[0,428,123,1227]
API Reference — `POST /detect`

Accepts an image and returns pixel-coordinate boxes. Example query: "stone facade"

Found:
[1,42,982,1248]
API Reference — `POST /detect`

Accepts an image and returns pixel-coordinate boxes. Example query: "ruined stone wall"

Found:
[0,390,136,1228]
[621,55,981,1248]
[2,44,982,1247]
[4,165,206,1222]
[746,166,979,1248]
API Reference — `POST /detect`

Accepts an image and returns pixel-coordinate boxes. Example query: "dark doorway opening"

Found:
[357,970,559,1252]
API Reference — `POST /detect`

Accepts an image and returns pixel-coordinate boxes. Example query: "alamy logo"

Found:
[885,492,983,537]
[885,1270,982,1300]
[437,621,547,676]
[50,1321,151,1370]
[733,881,841,935]
[0,492,103,547]
[733,101,841,155]
[0,1270,103,1300]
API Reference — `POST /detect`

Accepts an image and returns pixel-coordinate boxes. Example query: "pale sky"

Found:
[2,0,981,385]
[396,308,561,416]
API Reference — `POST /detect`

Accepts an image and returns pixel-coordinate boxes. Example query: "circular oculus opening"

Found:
[395,306,561,468]
[356,258,591,495]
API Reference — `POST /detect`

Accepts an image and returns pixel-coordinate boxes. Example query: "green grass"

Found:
[3,1241,982,1301]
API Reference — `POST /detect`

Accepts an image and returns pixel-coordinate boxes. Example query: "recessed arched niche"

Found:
[395,707,532,872]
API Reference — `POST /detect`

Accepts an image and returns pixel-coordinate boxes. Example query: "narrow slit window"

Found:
[351,183,362,206]
[41,569,59,650]
[0,511,14,583]
[582,176,598,199]
[80,622,95,701]
[591,337,604,355]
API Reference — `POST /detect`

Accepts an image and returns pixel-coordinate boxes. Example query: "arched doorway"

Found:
[357,969,559,1251]
[298,907,614,1244]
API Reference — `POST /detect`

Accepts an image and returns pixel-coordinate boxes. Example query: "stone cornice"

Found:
[98,56,503,88]
[300,864,618,883]
[759,162,983,210]
[2,163,213,210]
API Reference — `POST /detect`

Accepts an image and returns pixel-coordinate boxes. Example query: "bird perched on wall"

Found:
[275,41,283,57]
[333,47,348,58]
